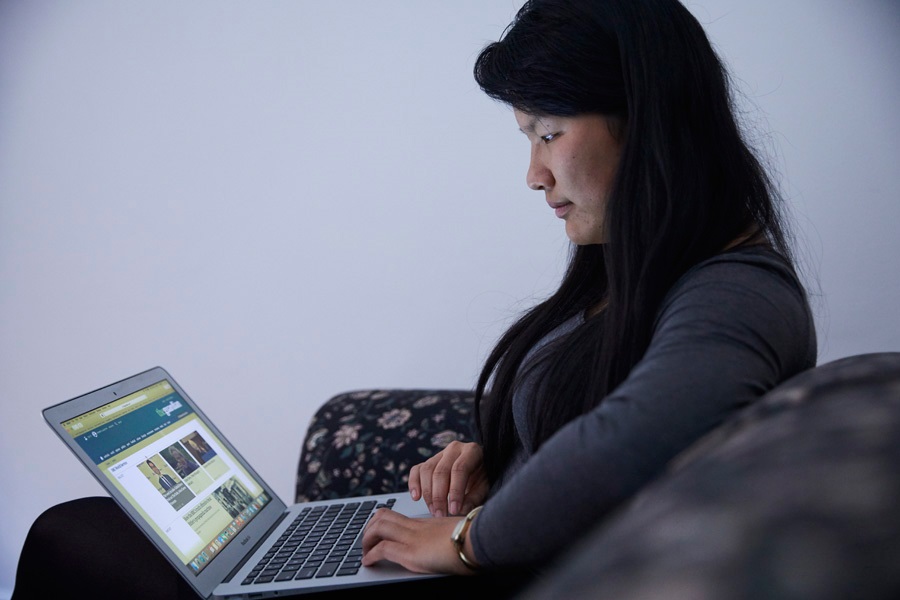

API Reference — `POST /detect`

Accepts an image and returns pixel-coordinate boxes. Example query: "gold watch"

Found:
[450,506,483,570]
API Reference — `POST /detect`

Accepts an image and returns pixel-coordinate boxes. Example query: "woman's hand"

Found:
[408,441,489,517]
[361,509,476,575]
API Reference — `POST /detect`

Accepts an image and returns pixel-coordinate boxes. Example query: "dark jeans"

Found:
[12,497,532,600]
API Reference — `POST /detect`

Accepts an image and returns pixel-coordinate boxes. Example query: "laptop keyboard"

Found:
[241,498,395,585]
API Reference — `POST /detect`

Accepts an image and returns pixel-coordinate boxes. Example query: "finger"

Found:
[461,470,490,514]
[461,499,474,516]
[428,452,459,517]
[447,458,481,516]
[445,443,484,515]
[460,480,488,516]
[408,463,421,501]
[417,458,437,514]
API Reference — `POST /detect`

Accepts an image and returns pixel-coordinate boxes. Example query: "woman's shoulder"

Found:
[697,242,791,267]
[674,243,804,295]
[662,243,812,317]
[656,242,817,370]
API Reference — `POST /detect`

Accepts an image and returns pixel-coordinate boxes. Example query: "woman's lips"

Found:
[550,201,573,218]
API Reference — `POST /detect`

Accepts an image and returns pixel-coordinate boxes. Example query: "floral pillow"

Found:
[295,389,476,502]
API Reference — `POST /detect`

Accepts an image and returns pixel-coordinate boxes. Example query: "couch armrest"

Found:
[518,351,900,600]
[295,388,476,502]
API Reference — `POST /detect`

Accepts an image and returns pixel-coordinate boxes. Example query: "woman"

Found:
[13,0,815,598]
[361,0,815,581]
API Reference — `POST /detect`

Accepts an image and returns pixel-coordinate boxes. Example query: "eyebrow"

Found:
[518,116,546,135]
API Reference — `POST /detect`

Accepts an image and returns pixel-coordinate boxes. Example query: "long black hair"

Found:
[472,0,796,481]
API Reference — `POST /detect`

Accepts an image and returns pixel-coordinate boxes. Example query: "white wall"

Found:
[1,1,897,595]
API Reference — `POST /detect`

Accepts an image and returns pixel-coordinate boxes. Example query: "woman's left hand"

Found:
[361,508,475,576]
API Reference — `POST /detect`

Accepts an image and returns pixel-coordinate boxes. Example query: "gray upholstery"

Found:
[520,352,900,600]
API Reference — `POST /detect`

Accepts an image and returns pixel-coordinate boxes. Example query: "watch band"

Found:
[451,505,483,570]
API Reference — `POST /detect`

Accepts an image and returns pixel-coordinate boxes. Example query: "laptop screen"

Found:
[60,378,272,576]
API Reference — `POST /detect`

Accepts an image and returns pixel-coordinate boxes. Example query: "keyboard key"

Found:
[315,561,341,578]
[294,566,318,580]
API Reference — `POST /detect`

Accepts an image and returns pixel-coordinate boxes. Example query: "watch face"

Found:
[452,506,481,544]
[451,519,465,542]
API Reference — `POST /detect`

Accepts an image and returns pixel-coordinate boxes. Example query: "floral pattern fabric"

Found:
[295,388,476,502]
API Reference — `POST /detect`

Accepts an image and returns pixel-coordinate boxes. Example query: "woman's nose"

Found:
[526,146,553,191]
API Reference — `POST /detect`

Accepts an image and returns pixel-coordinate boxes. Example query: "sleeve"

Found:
[468,253,817,569]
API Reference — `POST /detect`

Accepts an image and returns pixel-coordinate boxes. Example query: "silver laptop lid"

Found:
[43,366,288,599]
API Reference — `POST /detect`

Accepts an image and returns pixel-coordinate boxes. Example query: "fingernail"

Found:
[435,509,444,518]
[450,501,459,515]
[410,488,419,500]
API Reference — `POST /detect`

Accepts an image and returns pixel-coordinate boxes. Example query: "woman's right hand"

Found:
[408,441,489,517]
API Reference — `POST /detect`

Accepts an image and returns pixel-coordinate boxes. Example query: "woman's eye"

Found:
[540,133,558,144]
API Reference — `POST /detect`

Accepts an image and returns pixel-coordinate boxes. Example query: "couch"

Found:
[294,352,900,599]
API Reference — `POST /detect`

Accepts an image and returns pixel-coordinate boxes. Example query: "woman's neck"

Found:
[723,225,765,251]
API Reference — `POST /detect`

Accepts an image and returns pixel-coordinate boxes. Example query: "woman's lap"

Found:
[12,497,531,600]
[12,496,198,600]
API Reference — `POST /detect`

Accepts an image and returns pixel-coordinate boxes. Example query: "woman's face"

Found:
[514,109,623,245]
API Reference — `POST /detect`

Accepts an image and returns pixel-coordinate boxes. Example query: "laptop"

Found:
[42,366,446,599]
